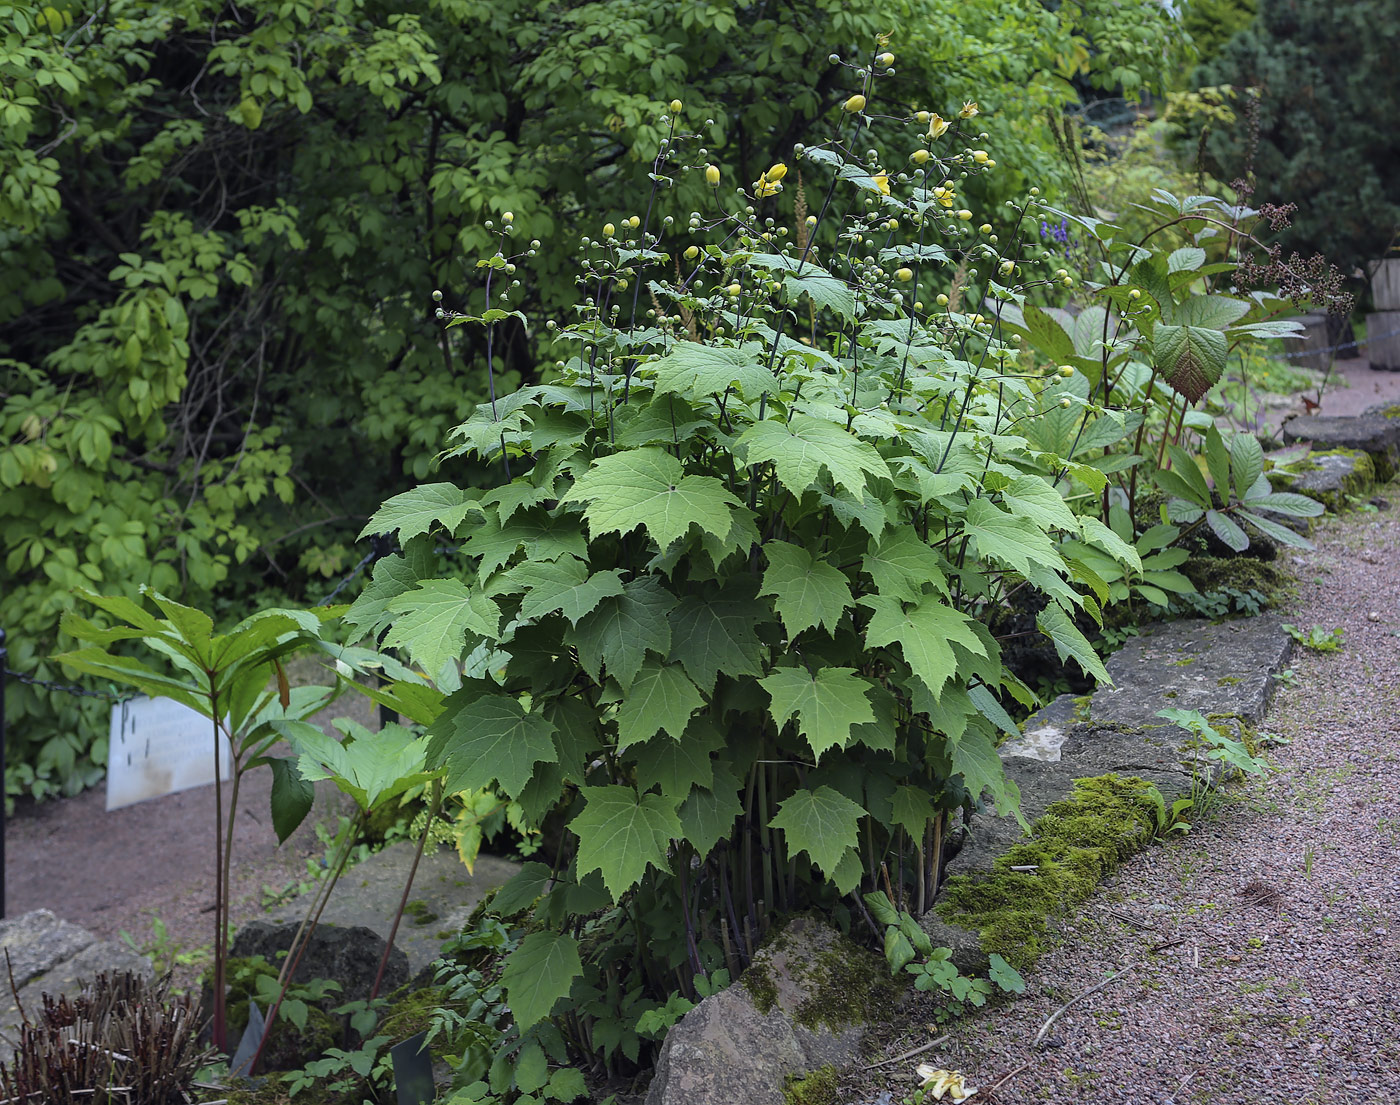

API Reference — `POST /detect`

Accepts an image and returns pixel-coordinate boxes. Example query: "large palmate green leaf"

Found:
[760,666,877,761]
[497,559,626,626]
[861,529,948,602]
[570,576,677,690]
[962,499,1064,576]
[950,729,1024,827]
[565,447,743,550]
[571,786,683,898]
[277,719,437,811]
[769,785,866,878]
[666,590,766,692]
[738,413,890,496]
[425,694,557,797]
[862,593,989,700]
[382,579,501,676]
[760,541,853,637]
[650,341,779,399]
[677,768,744,857]
[500,931,583,1030]
[614,660,704,752]
[360,483,479,542]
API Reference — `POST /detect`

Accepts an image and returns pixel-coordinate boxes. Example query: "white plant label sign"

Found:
[106,695,231,811]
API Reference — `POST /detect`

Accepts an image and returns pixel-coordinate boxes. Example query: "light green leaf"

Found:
[783,270,856,320]
[760,541,853,637]
[1176,294,1251,330]
[861,530,948,602]
[1229,432,1264,502]
[565,447,742,549]
[615,660,704,752]
[570,577,676,690]
[962,499,1064,576]
[503,560,626,626]
[1036,605,1111,685]
[738,414,890,496]
[760,666,877,761]
[950,728,1024,825]
[889,784,937,840]
[278,719,436,811]
[999,475,1078,531]
[1077,516,1142,572]
[769,785,866,878]
[1205,508,1249,552]
[50,648,206,714]
[359,483,477,542]
[967,684,1019,739]
[1205,426,1232,497]
[1167,246,1206,274]
[572,786,683,898]
[862,593,989,701]
[651,342,779,399]
[1244,491,1323,518]
[425,694,557,798]
[383,579,501,675]
[500,931,583,1029]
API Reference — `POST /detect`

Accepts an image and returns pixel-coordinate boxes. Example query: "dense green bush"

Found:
[3,0,1187,803]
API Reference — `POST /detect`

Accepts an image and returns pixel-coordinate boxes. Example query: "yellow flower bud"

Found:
[877,52,894,67]
[684,245,700,260]
[999,260,1015,275]
[911,148,931,164]
[936,293,949,306]
[726,282,742,296]
[957,209,973,220]
[1059,365,1075,376]
[927,113,950,140]
[886,218,899,230]
[844,94,867,113]
[705,164,720,186]
[985,159,996,168]
[1062,276,1074,287]
[502,211,514,223]
[628,215,641,228]
[971,150,989,164]
[979,223,992,234]
[603,222,616,236]
[896,267,914,282]
[1059,396,1072,408]
[914,301,924,310]
[806,215,818,226]
[669,99,683,113]
[1128,289,1142,299]
[916,110,930,123]
[1056,268,1068,278]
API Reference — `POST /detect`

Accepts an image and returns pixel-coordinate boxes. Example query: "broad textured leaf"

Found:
[651,342,778,399]
[383,579,500,675]
[359,483,477,542]
[962,499,1064,576]
[863,593,988,700]
[1164,445,1213,506]
[630,715,722,799]
[1154,324,1226,403]
[783,270,856,320]
[463,511,588,575]
[667,591,765,692]
[769,785,866,878]
[760,541,853,636]
[490,861,554,916]
[1077,516,1141,572]
[614,660,704,752]
[950,728,1024,825]
[572,786,683,898]
[50,648,206,713]
[1245,491,1323,518]
[565,447,742,549]
[145,591,215,668]
[1020,304,1076,363]
[1176,294,1251,330]
[570,577,676,690]
[267,757,315,843]
[1238,510,1314,549]
[889,785,938,840]
[1167,246,1206,274]
[677,768,744,856]
[1037,605,1110,685]
[760,666,877,761]
[1205,427,1232,498]
[500,931,583,1029]
[861,529,948,602]
[279,719,436,811]
[738,414,890,496]
[999,475,1078,531]
[343,553,425,636]
[425,694,557,798]
[505,560,626,626]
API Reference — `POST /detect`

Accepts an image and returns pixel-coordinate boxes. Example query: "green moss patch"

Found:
[1181,556,1294,603]
[784,1064,839,1105]
[935,775,1160,969]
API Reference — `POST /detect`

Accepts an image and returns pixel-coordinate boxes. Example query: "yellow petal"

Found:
[766,162,788,182]
[927,113,950,139]
[874,172,890,195]
[960,100,980,118]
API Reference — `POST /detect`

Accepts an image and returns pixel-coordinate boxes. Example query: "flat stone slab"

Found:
[251,843,521,982]
[0,910,152,1056]
[1282,414,1400,479]
[1274,450,1372,510]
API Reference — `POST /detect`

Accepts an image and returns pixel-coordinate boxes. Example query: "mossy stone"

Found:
[783,1064,839,1105]
[935,774,1159,969]
[1180,556,1293,604]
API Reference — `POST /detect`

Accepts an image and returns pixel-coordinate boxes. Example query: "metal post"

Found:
[0,627,7,919]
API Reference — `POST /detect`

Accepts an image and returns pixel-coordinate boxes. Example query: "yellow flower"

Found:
[971,149,989,164]
[704,164,720,186]
[844,93,867,113]
[927,113,950,139]
[754,162,788,198]
[603,222,616,236]
[932,185,954,208]
[959,100,980,118]
[911,148,931,165]
[914,1065,977,1103]
[669,99,683,113]
[876,51,894,67]
[872,172,890,196]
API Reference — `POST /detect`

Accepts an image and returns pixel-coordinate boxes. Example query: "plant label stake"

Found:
[391,1030,435,1104]
[229,1000,266,1081]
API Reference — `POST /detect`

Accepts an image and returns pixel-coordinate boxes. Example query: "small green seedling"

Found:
[1282,624,1344,652]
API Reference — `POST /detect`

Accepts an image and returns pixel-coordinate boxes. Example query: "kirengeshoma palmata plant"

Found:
[341,56,1156,1096]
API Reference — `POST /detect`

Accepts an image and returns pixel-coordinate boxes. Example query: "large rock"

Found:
[1282,413,1400,480]
[231,843,521,1000]
[0,910,152,1057]
[1269,448,1376,512]
[646,918,882,1105]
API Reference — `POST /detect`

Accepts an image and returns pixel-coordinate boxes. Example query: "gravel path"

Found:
[854,487,1400,1105]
